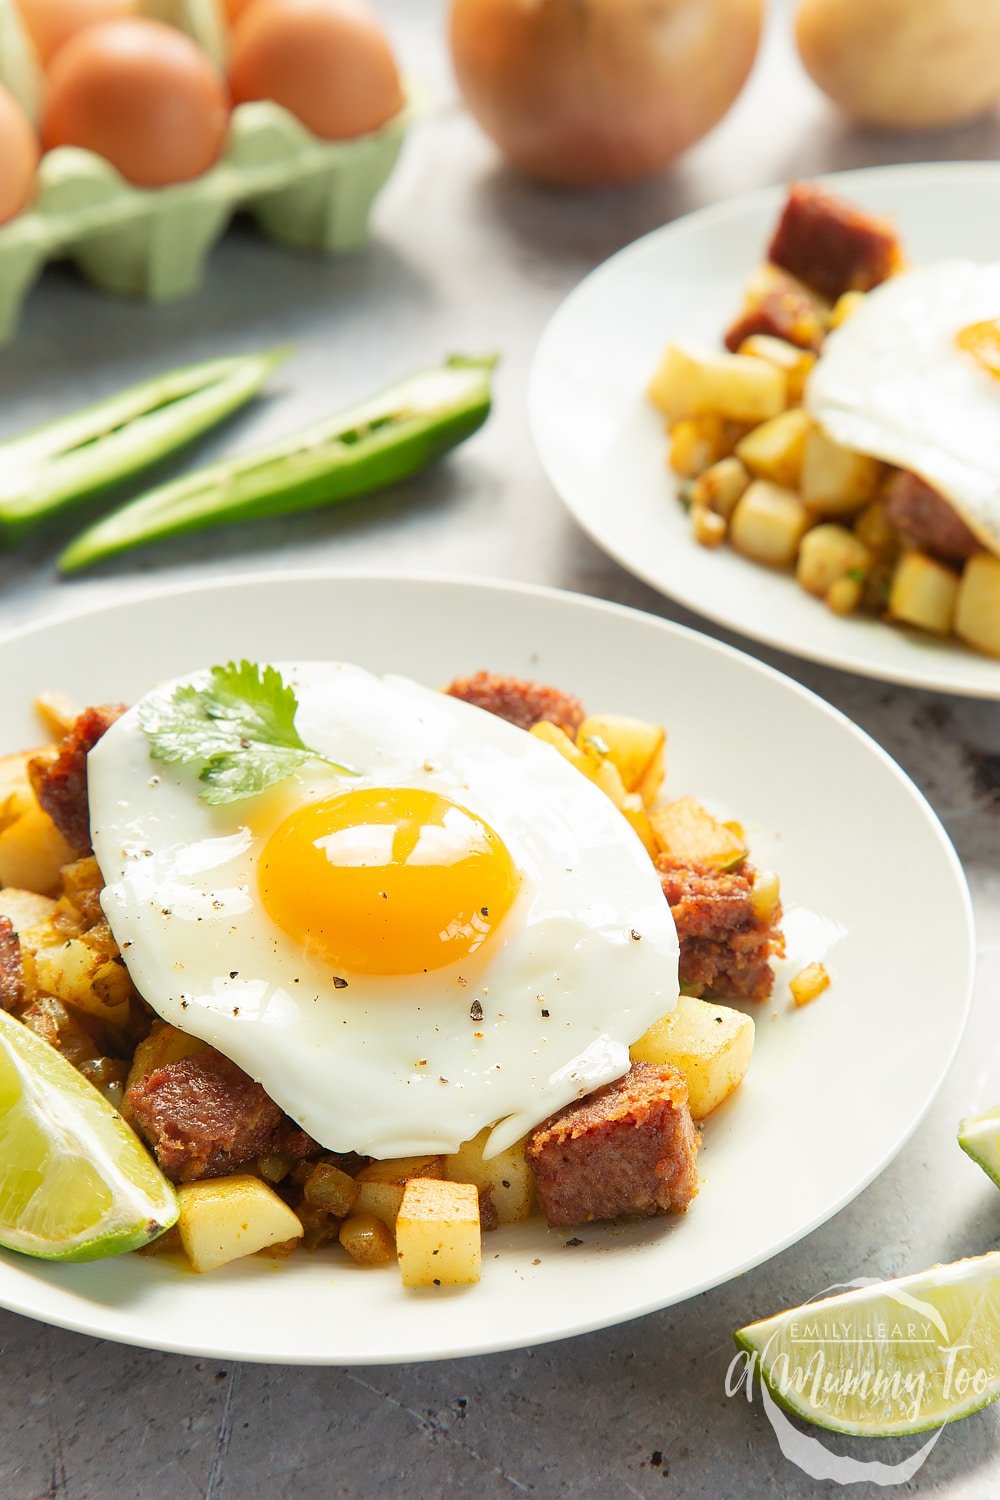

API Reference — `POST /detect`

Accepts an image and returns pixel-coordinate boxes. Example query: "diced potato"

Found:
[303,1162,360,1218]
[339,1212,395,1267]
[800,430,882,517]
[532,721,657,854]
[790,962,831,1008]
[689,456,750,520]
[829,290,865,328]
[650,795,747,870]
[529,720,592,774]
[738,335,816,405]
[354,1155,445,1229]
[888,551,960,636]
[33,691,78,740]
[735,408,813,489]
[826,576,864,616]
[648,342,787,425]
[796,524,871,597]
[630,994,755,1119]
[445,1128,535,1226]
[954,552,1000,658]
[692,506,727,548]
[125,1020,208,1095]
[576,714,665,801]
[0,801,77,897]
[668,415,731,478]
[27,932,131,1029]
[396,1178,481,1289]
[750,869,781,923]
[0,887,57,933]
[729,481,811,569]
[853,497,900,560]
[178,1175,303,1273]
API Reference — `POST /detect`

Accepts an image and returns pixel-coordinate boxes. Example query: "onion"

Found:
[449,0,764,189]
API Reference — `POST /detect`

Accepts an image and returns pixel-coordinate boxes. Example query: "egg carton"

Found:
[0,0,410,341]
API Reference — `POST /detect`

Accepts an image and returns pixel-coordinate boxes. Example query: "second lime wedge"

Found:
[735,1252,1000,1436]
[0,1009,177,1261]
[959,1106,1000,1190]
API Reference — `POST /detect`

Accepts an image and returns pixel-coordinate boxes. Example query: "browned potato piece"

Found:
[396,1179,481,1288]
[354,1155,446,1229]
[649,343,787,425]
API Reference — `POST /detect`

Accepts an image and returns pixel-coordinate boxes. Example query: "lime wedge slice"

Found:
[0,1009,177,1261]
[735,1253,1000,1436]
[959,1106,1000,1190]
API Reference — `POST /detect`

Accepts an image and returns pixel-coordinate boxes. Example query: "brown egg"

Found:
[42,19,230,187]
[0,83,40,224]
[14,0,136,68]
[228,0,403,141]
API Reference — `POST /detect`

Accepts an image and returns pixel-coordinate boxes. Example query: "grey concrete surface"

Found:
[1,3,999,1496]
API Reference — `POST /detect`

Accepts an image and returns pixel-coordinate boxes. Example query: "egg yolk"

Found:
[259,787,520,977]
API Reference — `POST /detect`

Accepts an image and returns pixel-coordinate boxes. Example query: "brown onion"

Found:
[449,0,764,189]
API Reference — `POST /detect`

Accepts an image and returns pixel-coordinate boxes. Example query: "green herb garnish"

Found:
[139,661,355,805]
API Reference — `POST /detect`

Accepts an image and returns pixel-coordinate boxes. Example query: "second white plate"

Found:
[529,161,1000,698]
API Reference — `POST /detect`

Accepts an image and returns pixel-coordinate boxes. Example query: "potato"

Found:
[800,430,882,517]
[33,692,78,740]
[795,0,1000,131]
[650,795,747,871]
[339,1212,395,1267]
[576,713,665,803]
[735,408,813,489]
[395,1178,481,1289]
[789,962,831,1008]
[648,342,787,425]
[668,415,734,479]
[178,1175,303,1273]
[445,1128,535,1226]
[689,456,750,520]
[125,1020,208,1095]
[530,721,657,855]
[888,551,960,636]
[738,335,817,405]
[954,552,1000,658]
[853,497,900,560]
[0,887,57,933]
[354,1155,445,1229]
[27,931,131,1030]
[630,994,755,1119]
[0,798,76,897]
[796,524,871,597]
[729,481,811,569]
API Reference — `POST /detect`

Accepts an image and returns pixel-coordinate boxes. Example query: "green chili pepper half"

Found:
[57,355,497,574]
[0,348,288,547]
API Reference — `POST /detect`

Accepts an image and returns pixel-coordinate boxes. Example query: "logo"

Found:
[725,1278,993,1486]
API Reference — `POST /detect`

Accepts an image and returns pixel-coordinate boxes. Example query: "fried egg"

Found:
[806,260,1000,555]
[88,663,679,1159]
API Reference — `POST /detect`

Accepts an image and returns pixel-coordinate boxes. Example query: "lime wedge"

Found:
[0,1009,177,1260]
[959,1106,1000,1190]
[735,1253,1000,1436]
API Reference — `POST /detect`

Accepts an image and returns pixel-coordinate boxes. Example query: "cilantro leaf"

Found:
[139,660,355,804]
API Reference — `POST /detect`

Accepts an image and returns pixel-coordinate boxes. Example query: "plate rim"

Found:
[528,158,1000,700]
[0,568,978,1363]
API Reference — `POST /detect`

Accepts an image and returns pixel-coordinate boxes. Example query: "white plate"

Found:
[0,573,974,1363]
[529,161,1000,698]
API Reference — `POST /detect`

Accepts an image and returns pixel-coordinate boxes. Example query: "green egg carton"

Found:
[0,0,411,340]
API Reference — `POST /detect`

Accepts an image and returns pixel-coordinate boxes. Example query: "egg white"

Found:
[806,260,1000,555]
[88,663,679,1159]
